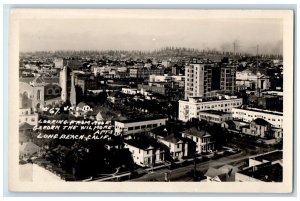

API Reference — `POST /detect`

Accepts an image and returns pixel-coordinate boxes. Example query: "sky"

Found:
[19,17,283,54]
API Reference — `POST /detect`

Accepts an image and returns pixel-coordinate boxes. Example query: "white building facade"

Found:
[114,117,168,136]
[124,143,165,167]
[178,96,243,122]
[232,107,283,128]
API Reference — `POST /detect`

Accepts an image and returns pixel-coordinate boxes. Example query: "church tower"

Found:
[70,72,77,106]
[60,66,68,102]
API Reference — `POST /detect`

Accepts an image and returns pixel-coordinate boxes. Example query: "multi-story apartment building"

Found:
[220,66,237,94]
[232,107,283,128]
[178,96,243,122]
[184,62,212,99]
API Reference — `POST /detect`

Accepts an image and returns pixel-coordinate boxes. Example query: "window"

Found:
[153,124,158,127]
[177,144,180,149]
[37,90,41,100]
[141,125,146,129]
[31,118,35,122]
[146,124,152,128]
[134,126,140,130]
[128,127,134,131]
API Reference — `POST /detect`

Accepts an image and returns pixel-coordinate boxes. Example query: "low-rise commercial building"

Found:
[232,107,283,128]
[114,116,168,136]
[199,110,232,124]
[178,96,242,122]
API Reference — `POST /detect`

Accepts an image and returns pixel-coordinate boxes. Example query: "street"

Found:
[130,150,251,182]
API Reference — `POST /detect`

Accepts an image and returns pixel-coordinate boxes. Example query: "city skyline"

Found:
[19,18,283,55]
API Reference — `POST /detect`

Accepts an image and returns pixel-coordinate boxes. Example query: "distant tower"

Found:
[70,72,77,106]
[60,66,68,102]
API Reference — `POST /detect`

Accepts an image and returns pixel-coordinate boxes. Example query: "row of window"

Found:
[19,117,36,123]
[127,123,159,131]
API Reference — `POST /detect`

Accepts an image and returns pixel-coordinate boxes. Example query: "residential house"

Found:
[181,127,214,154]
[242,118,273,138]
[124,139,165,167]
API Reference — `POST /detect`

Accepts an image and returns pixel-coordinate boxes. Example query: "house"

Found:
[158,135,188,160]
[221,120,236,130]
[181,127,214,154]
[124,139,165,167]
[149,125,189,160]
[221,119,249,131]
[242,118,273,138]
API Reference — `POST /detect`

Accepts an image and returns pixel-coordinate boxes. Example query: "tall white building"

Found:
[178,96,243,122]
[60,66,68,102]
[184,63,212,99]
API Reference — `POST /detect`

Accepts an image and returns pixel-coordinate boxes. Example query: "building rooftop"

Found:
[20,77,60,84]
[250,150,282,163]
[235,107,283,116]
[252,118,271,126]
[182,127,211,138]
[238,163,283,182]
[125,139,160,150]
[150,125,170,138]
[116,115,168,124]
[19,122,34,130]
[200,110,231,116]
[162,135,183,144]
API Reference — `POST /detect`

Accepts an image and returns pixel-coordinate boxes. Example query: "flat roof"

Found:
[251,150,282,162]
[234,107,283,116]
[199,110,231,115]
[116,115,168,124]
[238,163,282,182]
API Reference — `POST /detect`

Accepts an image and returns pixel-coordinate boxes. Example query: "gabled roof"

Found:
[205,167,223,178]
[182,127,211,138]
[19,122,34,130]
[20,142,40,153]
[223,120,236,127]
[33,77,44,84]
[252,118,271,126]
[150,125,169,138]
[77,102,87,109]
[162,135,183,144]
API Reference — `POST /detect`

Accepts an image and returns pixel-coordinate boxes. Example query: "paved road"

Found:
[130,151,250,181]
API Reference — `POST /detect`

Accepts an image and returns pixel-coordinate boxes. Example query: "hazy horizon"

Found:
[19,18,283,55]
